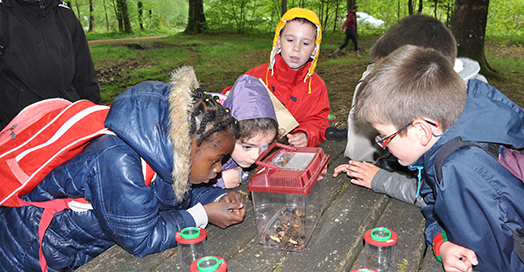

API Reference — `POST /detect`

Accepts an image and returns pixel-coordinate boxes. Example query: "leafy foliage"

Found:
[205,0,271,33]
[486,0,524,38]
[77,0,522,39]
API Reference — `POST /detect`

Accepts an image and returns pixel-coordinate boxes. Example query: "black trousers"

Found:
[339,29,358,51]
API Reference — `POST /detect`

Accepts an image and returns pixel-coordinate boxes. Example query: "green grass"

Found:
[485,37,524,82]
[99,83,122,104]
[489,57,524,81]
[89,44,137,63]
[146,47,191,67]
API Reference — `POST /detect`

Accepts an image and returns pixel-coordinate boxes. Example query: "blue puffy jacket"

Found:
[414,80,524,271]
[0,67,226,271]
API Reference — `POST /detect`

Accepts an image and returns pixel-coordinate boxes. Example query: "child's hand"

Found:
[221,168,240,188]
[332,160,379,189]
[204,192,245,228]
[333,164,351,177]
[287,132,307,147]
[440,241,478,272]
[221,191,244,205]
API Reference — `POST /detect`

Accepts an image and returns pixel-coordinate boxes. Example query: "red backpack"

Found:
[0,98,110,207]
[0,98,157,271]
[0,99,111,271]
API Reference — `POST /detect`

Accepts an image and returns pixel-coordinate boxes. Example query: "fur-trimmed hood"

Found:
[105,66,198,202]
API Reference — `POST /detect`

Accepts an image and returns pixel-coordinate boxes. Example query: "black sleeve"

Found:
[61,6,101,104]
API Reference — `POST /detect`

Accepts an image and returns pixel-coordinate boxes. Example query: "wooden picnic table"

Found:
[77,138,445,272]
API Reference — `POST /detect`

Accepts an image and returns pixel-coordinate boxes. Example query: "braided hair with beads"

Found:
[189,87,239,146]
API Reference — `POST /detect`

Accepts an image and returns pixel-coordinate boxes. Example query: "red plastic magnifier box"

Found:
[248,143,329,251]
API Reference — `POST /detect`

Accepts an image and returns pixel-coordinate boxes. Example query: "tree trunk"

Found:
[408,0,414,15]
[185,0,207,34]
[398,0,400,21]
[418,0,423,13]
[323,0,330,29]
[103,0,110,31]
[333,0,340,32]
[116,0,132,33]
[88,0,95,32]
[451,0,499,78]
[75,1,81,20]
[112,0,123,32]
[347,0,356,11]
[446,2,452,27]
[138,1,144,31]
[281,0,287,18]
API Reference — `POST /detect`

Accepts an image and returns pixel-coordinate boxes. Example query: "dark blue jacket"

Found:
[414,80,524,271]
[0,74,226,271]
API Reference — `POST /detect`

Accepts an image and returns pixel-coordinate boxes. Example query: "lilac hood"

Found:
[223,75,277,122]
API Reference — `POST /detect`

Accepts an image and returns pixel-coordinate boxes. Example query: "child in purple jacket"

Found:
[212,75,279,188]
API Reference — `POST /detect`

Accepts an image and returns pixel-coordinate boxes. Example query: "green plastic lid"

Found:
[180,227,201,239]
[175,227,207,244]
[364,226,398,247]
[196,256,223,271]
[370,227,391,241]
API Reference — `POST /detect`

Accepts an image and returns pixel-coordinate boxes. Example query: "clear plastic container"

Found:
[248,143,329,252]
[175,227,207,267]
[190,256,227,272]
[364,227,398,272]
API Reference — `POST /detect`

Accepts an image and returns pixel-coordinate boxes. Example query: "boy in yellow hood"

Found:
[223,8,329,147]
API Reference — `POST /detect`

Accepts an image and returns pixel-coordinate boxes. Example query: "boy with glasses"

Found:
[337,14,487,208]
[345,44,524,272]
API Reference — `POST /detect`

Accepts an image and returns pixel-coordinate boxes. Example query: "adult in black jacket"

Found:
[0,0,100,129]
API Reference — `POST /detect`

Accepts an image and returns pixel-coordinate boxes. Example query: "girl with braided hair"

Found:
[0,66,245,271]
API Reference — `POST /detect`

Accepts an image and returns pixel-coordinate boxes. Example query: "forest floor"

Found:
[91,35,524,128]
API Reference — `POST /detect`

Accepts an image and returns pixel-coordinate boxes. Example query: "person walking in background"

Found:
[0,0,100,130]
[334,5,359,57]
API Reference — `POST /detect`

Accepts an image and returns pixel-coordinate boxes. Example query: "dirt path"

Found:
[88,35,168,45]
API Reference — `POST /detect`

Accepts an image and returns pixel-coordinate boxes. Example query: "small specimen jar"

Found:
[364,227,398,272]
[175,227,207,267]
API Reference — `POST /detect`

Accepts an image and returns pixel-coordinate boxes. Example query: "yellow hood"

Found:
[269,8,322,82]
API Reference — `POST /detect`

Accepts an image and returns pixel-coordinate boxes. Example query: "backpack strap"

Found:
[435,136,499,183]
[16,159,155,272]
[18,198,85,272]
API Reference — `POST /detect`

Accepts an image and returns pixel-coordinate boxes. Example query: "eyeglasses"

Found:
[375,119,439,149]
[375,122,412,149]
